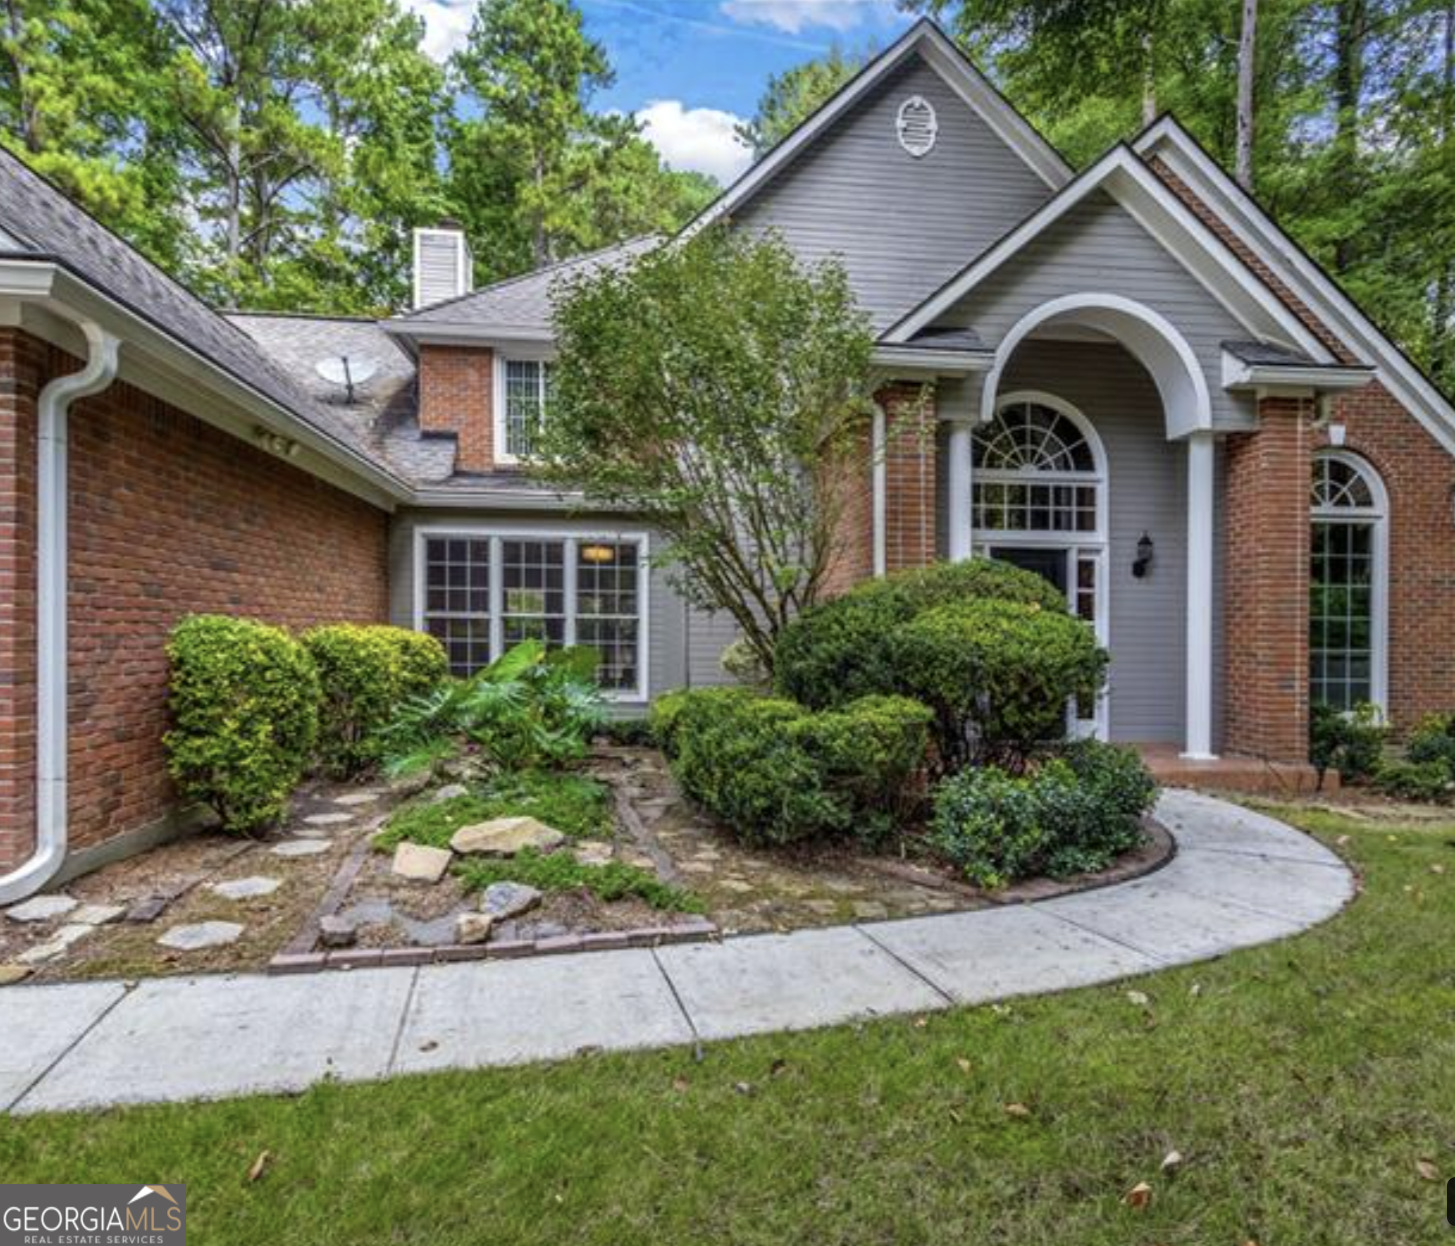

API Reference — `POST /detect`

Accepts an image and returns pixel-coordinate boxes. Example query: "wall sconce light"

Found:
[1133,532,1154,579]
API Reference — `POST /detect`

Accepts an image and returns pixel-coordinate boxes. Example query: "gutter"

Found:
[0,319,120,903]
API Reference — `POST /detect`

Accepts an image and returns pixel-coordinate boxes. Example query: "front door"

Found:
[990,546,1069,596]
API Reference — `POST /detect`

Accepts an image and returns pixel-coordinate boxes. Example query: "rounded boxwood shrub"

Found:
[931,740,1155,888]
[165,614,320,834]
[774,558,1068,710]
[887,600,1107,773]
[1372,757,1454,802]
[304,624,448,777]
[1309,701,1387,785]
[650,685,759,758]
[1406,712,1455,770]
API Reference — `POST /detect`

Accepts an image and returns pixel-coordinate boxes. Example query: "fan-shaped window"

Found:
[972,396,1104,535]
[1310,451,1387,712]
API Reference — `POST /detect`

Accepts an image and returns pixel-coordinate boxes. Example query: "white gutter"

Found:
[0,320,120,903]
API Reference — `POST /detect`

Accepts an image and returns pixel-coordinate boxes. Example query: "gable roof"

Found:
[686,18,1071,236]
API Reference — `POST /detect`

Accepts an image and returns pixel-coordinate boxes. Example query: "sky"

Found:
[401,0,916,184]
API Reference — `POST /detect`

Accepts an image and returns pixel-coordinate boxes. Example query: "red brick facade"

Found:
[0,329,389,875]
[418,344,496,472]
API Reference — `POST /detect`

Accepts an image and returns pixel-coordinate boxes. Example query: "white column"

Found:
[947,421,973,561]
[871,407,887,577]
[1183,431,1216,759]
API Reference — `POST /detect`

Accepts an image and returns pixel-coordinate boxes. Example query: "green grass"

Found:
[374,770,613,850]
[5,804,1454,1244]
[456,848,703,913]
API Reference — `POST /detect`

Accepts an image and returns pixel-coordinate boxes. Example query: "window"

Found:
[499,359,551,461]
[972,397,1103,534]
[419,531,646,696]
[1310,451,1387,712]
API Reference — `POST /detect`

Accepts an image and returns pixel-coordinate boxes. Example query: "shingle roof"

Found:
[1221,338,1322,367]
[394,236,659,332]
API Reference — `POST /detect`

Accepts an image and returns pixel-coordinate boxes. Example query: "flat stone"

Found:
[0,964,32,985]
[209,876,281,901]
[718,878,755,894]
[317,915,357,949]
[388,770,434,798]
[124,896,169,923]
[334,791,381,807]
[303,812,353,827]
[17,923,95,965]
[0,981,127,1110]
[572,840,614,867]
[480,881,542,921]
[392,841,453,883]
[450,816,565,858]
[70,903,127,926]
[157,921,244,952]
[431,783,469,803]
[271,839,330,858]
[852,900,890,921]
[6,894,78,923]
[454,912,494,945]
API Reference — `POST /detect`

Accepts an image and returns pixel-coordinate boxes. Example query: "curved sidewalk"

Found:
[0,790,1354,1116]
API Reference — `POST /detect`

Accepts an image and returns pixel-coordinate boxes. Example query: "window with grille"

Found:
[501,359,551,460]
[421,537,491,677]
[1310,452,1386,712]
[972,399,1102,534]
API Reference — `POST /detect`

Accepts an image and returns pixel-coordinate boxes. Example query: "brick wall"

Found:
[880,383,938,574]
[821,421,873,599]
[418,345,495,472]
[1223,396,1313,761]
[0,330,389,874]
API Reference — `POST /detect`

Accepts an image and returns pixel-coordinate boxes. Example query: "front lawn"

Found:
[3,804,1452,1244]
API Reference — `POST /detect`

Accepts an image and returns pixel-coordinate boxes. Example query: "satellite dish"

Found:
[314,354,380,403]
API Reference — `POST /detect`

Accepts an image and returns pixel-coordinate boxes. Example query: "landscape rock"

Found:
[304,812,353,827]
[5,894,78,923]
[388,769,434,798]
[271,840,330,858]
[392,842,453,883]
[454,912,495,945]
[71,903,127,926]
[573,840,614,867]
[124,896,169,923]
[158,921,244,951]
[334,791,381,807]
[17,923,92,964]
[480,881,543,921]
[210,876,281,901]
[318,915,358,949]
[0,963,32,985]
[450,816,564,858]
[430,783,470,803]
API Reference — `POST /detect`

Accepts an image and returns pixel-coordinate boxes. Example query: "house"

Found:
[1,18,1451,901]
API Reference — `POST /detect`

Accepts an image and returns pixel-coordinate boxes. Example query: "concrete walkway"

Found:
[0,790,1353,1116]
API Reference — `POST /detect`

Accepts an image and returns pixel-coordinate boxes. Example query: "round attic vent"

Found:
[896,95,938,157]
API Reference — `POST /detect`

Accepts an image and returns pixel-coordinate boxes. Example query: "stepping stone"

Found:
[455,912,494,945]
[573,840,614,867]
[431,783,469,803]
[852,900,890,921]
[158,921,244,952]
[125,896,169,923]
[6,894,78,923]
[480,881,542,921]
[0,963,32,985]
[450,817,564,858]
[719,878,755,894]
[71,903,126,926]
[271,840,330,858]
[392,842,453,883]
[18,923,93,964]
[303,812,353,827]
[334,791,380,807]
[210,876,281,901]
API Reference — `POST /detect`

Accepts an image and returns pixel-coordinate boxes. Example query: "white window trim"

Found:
[413,523,651,703]
[492,351,553,466]
[1310,449,1389,715]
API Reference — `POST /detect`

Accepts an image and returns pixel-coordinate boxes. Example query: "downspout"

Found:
[0,321,120,903]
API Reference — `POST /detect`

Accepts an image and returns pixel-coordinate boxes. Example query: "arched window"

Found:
[1310,451,1388,712]
[972,394,1106,536]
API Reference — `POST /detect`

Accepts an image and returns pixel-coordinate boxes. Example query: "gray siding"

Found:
[388,509,738,710]
[735,54,1052,331]
[940,192,1259,432]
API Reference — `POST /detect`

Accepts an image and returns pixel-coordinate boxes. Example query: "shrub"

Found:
[304,624,447,777]
[1371,758,1454,803]
[1406,713,1455,770]
[650,685,759,758]
[164,614,319,834]
[931,742,1155,888]
[457,848,702,912]
[774,558,1067,710]
[887,600,1107,773]
[374,771,613,850]
[1309,702,1387,785]
[665,688,931,846]
[594,716,655,747]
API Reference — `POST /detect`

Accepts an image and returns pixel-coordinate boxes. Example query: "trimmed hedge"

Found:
[304,624,447,777]
[662,688,931,846]
[1309,701,1387,785]
[774,558,1068,710]
[165,614,320,833]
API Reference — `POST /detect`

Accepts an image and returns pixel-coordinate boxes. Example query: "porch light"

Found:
[1133,532,1154,579]
[580,543,616,564]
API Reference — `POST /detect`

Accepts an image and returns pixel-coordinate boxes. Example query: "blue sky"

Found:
[403,0,915,183]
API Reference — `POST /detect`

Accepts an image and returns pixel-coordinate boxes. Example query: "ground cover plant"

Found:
[374,773,613,851]
[3,808,1447,1244]
[455,849,701,913]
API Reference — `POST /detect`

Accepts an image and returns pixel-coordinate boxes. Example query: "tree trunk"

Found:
[225,107,243,264]
[532,153,549,268]
[1236,0,1258,191]
[1332,0,1367,273]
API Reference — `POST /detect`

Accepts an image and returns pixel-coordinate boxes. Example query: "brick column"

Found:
[1223,395,1313,761]
[880,382,937,574]
[0,329,40,874]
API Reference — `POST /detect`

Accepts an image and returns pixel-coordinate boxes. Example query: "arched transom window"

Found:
[972,395,1105,536]
[1310,451,1388,712]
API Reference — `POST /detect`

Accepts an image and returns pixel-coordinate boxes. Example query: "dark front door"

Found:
[990,546,1069,597]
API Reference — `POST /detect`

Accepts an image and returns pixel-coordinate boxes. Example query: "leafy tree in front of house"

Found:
[537,227,878,674]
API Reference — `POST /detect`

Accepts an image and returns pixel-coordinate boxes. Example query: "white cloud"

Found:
[636,99,753,185]
[401,0,474,62]
[719,0,892,35]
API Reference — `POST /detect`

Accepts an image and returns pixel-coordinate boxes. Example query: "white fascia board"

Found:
[381,320,556,350]
[684,20,1069,240]
[1137,117,1455,456]
[884,147,1333,362]
[871,344,993,373]
[1221,349,1374,393]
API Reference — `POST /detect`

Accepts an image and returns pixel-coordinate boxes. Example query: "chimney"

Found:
[412,221,474,310]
